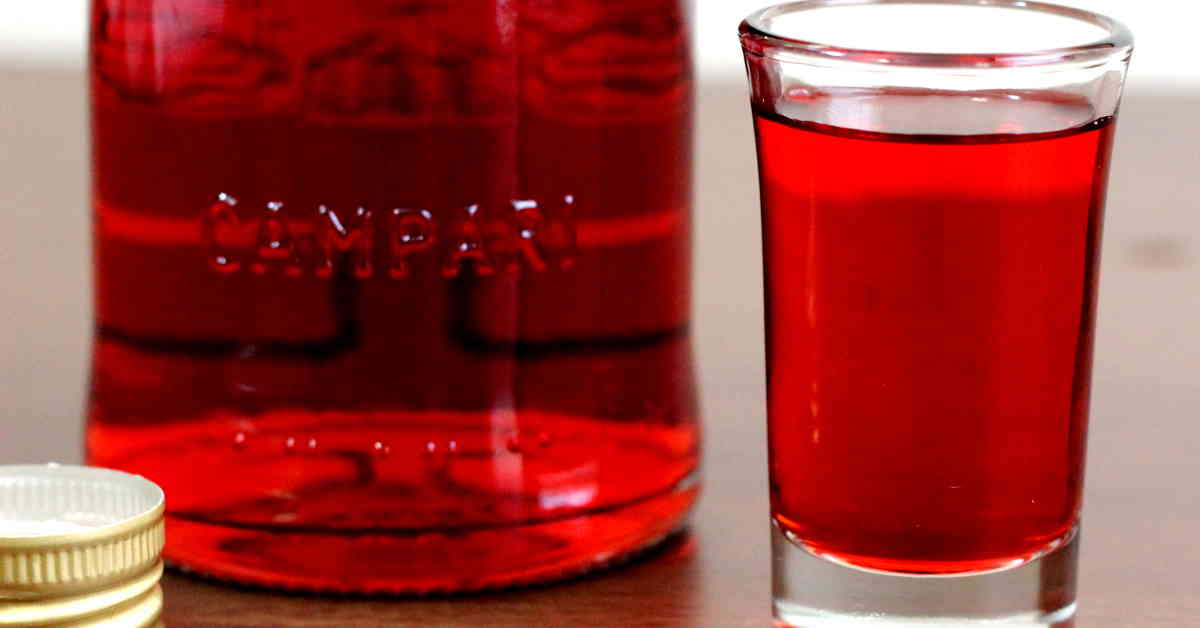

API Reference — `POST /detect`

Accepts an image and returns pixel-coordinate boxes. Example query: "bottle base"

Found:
[772,521,1079,627]
[163,479,697,594]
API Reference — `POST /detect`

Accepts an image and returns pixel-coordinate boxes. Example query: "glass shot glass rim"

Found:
[739,0,1134,70]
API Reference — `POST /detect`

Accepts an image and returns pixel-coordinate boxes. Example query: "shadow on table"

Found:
[159,531,704,628]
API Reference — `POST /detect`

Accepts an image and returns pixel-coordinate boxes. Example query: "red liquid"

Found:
[756,106,1114,575]
[87,0,697,592]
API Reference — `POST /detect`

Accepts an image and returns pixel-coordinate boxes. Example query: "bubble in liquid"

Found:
[373,441,391,458]
[306,438,318,452]
[422,440,457,472]
[284,437,297,454]
[232,432,247,451]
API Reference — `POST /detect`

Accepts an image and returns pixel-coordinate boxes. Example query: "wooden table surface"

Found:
[2,68,1198,626]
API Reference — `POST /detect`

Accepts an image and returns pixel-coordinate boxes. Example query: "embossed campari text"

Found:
[194,194,579,278]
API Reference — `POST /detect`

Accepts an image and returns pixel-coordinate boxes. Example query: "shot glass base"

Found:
[772,522,1079,628]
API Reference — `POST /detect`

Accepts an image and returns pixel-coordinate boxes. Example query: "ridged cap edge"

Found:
[0,465,165,597]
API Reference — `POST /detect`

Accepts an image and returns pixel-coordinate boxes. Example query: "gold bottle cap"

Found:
[0,464,165,627]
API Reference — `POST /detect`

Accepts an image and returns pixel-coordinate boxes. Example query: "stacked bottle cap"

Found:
[0,464,165,628]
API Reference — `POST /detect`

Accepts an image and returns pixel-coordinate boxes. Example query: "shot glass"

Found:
[740,1,1132,625]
